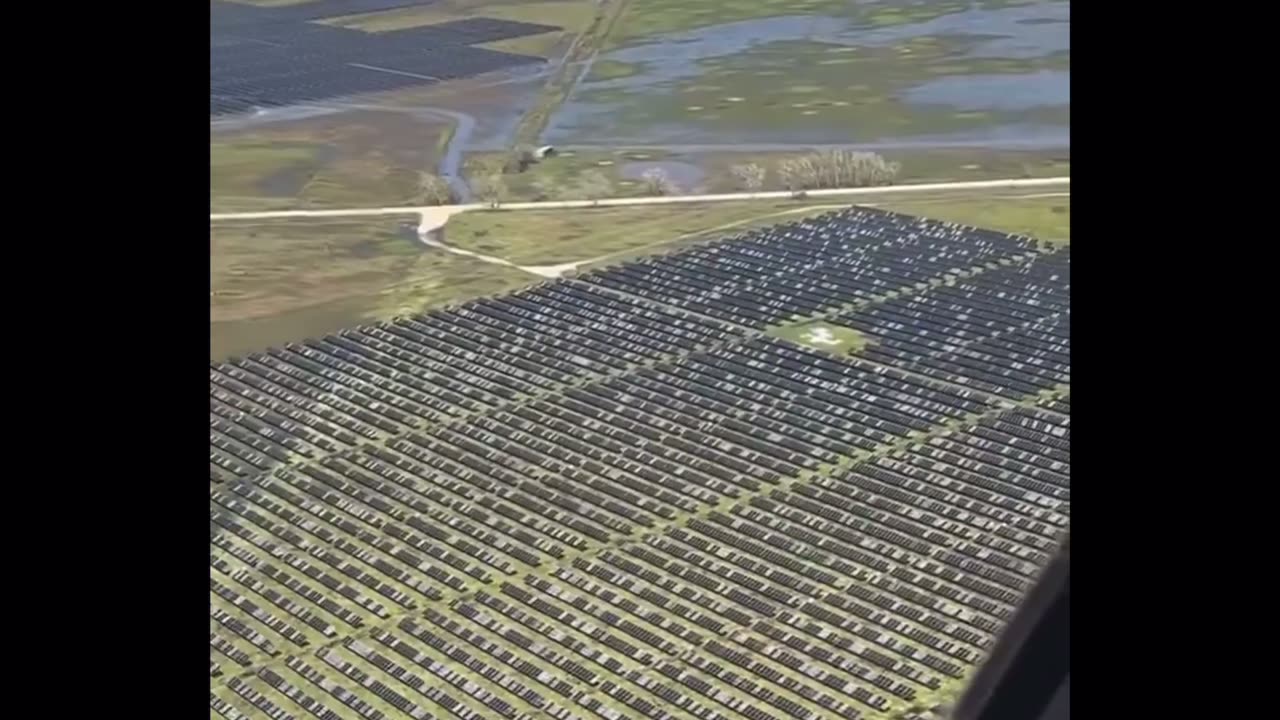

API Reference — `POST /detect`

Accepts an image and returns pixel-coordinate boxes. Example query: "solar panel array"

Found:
[210,206,1070,720]
[210,1,559,117]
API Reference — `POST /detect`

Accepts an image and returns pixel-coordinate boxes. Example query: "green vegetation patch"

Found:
[877,194,1071,244]
[442,201,846,267]
[769,321,873,354]
[211,111,452,212]
[324,0,595,34]
[463,148,669,202]
[479,31,568,58]
[607,0,852,46]
[587,59,643,81]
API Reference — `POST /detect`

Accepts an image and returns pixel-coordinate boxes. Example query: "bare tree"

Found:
[470,174,509,208]
[575,170,613,205]
[778,151,900,192]
[777,158,799,195]
[777,157,816,195]
[641,168,677,196]
[416,172,455,205]
[730,163,766,192]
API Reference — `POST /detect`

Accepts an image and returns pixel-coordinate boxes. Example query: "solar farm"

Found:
[209,206,1071,720]
[211,0,559,117]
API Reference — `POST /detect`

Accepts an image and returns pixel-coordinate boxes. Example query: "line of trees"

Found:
[416,172,456,206]
[424,148,900,208]
[729,152,901,194]
[777,150,900,194]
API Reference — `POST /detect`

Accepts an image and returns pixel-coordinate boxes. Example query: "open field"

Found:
[876,193,1071,244]
[437,189,1069,274]
[321,0,590,59]
[547,1,1069,149]
[768,321,874,354]
[466,146,1069,201]
[323,0,595,35]
[210,205,1069,720]
[441,201,849,265]
[211,217,537,361]
[211,111,454,212]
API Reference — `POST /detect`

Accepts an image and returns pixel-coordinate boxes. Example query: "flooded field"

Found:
[546,0,1069,147]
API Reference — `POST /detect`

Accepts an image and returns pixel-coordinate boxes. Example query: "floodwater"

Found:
[546,1,1070,147]
[902,69,1069,111]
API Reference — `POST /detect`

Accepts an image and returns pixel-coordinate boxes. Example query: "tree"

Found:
[778,150,900,192]
[813,149,900,187]
[416,172,455,206]
[730,163,766,192]
[470,174,508,208]
[778,157,816,196]
[504,144,539,174]
[575,170,612,205]
[641,167,677,196]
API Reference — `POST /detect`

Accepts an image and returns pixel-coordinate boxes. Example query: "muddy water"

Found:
[547,1,1070,147]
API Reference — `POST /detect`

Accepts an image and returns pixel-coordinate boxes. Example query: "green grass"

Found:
[211,111,452,212]
[479,30,568,58]
[607,0,853,46]
[441,201,846,266]
[464,148,665,201]
[210,217,537,361]
[876,193,1071,244]
[467,145,1067,201]
[324,0,596,33]
[586,59,643,81]
[768,321,873,354]
[209,142,320,212]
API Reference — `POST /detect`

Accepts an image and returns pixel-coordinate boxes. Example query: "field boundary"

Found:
[210,176,1070,222]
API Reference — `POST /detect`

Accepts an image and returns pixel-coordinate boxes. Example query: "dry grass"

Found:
[211,217,536,360]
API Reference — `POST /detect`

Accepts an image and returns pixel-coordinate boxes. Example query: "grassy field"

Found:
[211,217,537,361]
[441,189,1068,270]
[211,111,452,212]
[464,146,1068,201]
[323,0,596,36]
[441,200,850,266]
[768,321,873,352]
[604,0,854,48]
[876,193,1071,244]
